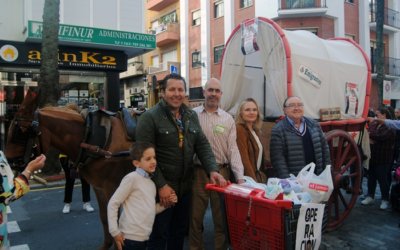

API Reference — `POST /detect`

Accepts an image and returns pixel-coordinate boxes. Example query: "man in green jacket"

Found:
[136,73,226,250]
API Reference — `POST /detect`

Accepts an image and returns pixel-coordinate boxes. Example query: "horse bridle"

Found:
[10,110,42,171]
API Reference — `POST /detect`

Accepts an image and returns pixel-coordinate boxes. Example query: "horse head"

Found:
[5,88,40,172]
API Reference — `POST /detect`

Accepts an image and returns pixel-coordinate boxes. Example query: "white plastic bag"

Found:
[264,178,283,200]
[297,163,334,203]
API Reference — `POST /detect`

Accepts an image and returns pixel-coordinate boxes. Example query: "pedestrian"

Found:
[392,107,400,164]
[189,78,245,250]
[0,152,46,250]
[270,96,331,177]
[395,108,400,120]
[235,97,270,183]
[362,106,395,210]
[60,154,94,214]
[107,142,177,250]
[371,113,400,225]
[135,73,227,250]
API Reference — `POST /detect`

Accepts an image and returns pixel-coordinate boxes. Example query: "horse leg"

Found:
[93,187,114,250]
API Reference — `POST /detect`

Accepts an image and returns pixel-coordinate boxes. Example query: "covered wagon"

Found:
[220,17,371,230]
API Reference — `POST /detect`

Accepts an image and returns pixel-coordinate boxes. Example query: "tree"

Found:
[39,0,61,175]
[38,0,60,107]
[375,0,385,104]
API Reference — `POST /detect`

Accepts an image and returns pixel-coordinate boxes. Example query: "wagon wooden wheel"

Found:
[325,129,362,231]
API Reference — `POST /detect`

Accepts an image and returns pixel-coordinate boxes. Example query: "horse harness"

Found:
[74,109,137,168]
[10,110,42,171]
[12,107,139,171]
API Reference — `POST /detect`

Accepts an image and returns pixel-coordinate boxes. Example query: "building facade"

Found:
[144,0,181,106]
[0,0,154,110]
[168,0,399,108]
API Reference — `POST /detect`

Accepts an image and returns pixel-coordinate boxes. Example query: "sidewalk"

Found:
[29,171,78,189]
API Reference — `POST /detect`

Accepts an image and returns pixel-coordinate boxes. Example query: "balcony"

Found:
[146,0,178,11]
[148,61,180,75]
[149,22,180,47]
[371,57,400,78]
[369,5,400,33]
[120,63,144,79]
[278,0,328,17]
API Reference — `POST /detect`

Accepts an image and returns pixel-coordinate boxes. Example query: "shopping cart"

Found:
[206,183,300,250]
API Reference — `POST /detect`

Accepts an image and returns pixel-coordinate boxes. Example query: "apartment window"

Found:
[214,1,224,18]
[345,34,355,40]
[151,55,159,67]
[240,0,253,9]
[285,0,315,8]
[162,50,177,64]
[192,10,201,26]
[192,51,201,68]
[214,45,224,64]
[149,20,159,34]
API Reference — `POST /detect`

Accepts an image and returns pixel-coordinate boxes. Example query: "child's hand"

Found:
[113,233,125,250]
[169,192,178,203]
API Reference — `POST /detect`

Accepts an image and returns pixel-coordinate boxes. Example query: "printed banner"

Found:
[383,80,391,105]
[344,82,359,117]
[295,203,325,250]
[241,18,259,55]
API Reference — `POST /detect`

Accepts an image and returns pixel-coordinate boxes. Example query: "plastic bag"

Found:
[264,178,283,200]
[284,190,313,204]
[279,176,302,194]
[297,163,333,203]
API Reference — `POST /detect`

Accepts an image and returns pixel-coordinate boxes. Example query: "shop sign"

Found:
[27,20,156,49]
[0,40,127,71]
[130,93,145,108]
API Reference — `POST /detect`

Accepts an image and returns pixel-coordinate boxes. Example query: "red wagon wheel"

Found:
[325,129,362,231]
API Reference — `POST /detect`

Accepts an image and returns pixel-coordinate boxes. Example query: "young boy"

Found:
[107,142,177,250]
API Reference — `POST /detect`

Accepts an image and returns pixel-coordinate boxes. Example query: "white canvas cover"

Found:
[220,17,370,120]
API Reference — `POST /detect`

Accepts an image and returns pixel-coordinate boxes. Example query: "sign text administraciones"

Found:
[27,20,156,49]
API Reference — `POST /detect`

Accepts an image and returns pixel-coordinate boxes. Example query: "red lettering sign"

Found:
[309,183,329,192]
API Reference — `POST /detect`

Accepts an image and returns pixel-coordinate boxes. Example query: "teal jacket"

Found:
[136,100,218,196]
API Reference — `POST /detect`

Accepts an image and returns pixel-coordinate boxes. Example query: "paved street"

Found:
[321,200,400,249]
[8,185,102,250]
[6,181,400,250]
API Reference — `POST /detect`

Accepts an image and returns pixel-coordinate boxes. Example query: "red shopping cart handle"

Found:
[205,182,231,193]
[206,183,293,209]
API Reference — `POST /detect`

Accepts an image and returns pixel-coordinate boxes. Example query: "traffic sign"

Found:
[170,65,178,74]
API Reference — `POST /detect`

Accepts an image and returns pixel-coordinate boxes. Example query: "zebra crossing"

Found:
[7,206,29,250]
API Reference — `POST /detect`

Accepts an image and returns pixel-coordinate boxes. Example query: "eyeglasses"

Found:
[285,103,304,108]
[206,88,221,94]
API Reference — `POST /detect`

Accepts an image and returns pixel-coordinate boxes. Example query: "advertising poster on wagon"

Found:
[344,82,359,117]
[383,80,392,105]
[295,203,325,250]
[241,18,259,55]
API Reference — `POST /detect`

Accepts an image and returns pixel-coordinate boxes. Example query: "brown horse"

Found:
[5,89,134,250]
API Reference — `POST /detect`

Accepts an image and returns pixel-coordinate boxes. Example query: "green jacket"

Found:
[136,100,218,196]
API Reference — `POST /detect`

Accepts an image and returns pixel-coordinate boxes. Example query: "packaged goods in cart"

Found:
[284,190,313,204]
[279,176,302,194]
[265,178,283,200]
[240,163,333,204]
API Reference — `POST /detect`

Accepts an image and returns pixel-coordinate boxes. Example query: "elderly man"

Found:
[189,78,245,250]
[136,74,226,250]
[270,96,331,177]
